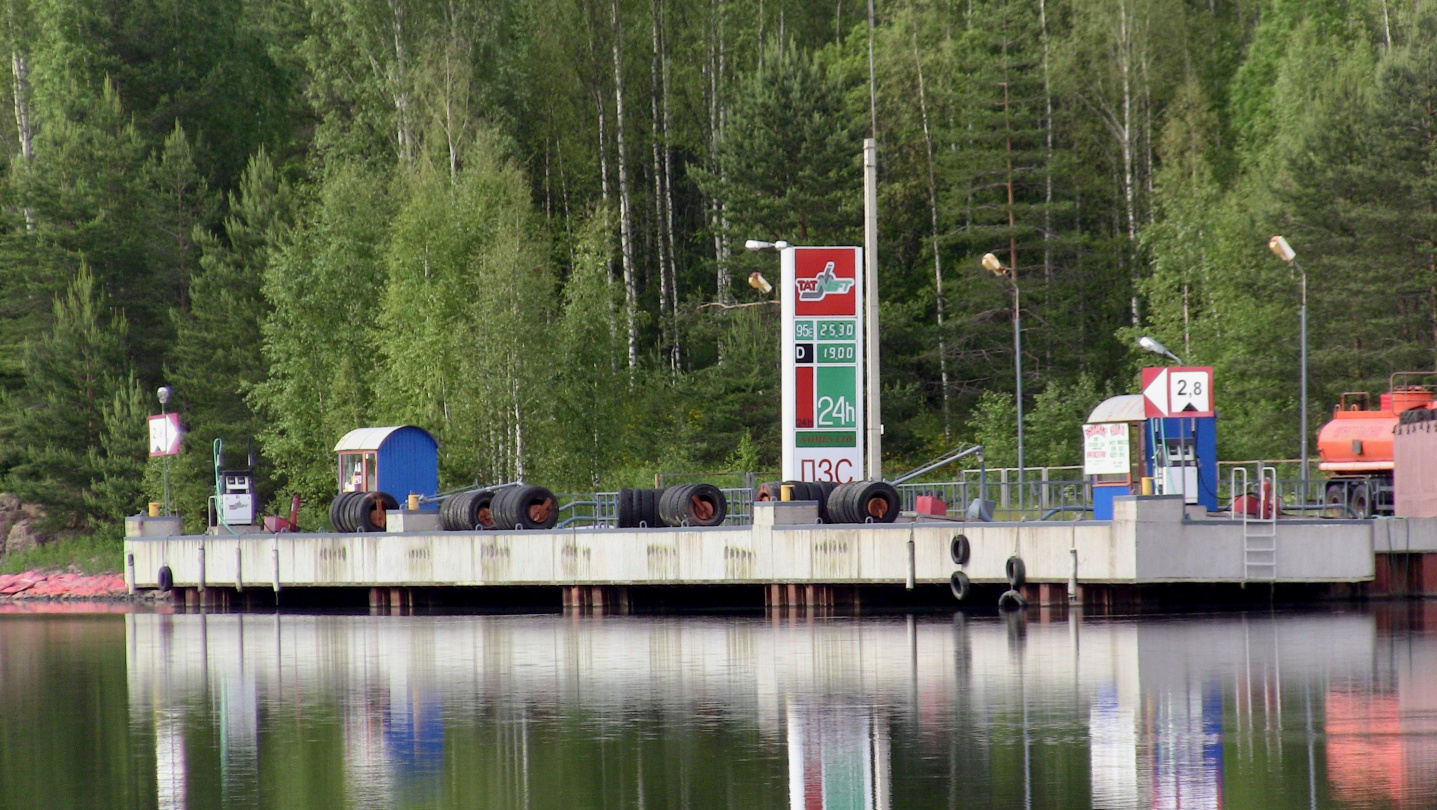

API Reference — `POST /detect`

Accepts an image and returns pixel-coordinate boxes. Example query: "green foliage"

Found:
[2,265,142,530]
[5,0,1436,558]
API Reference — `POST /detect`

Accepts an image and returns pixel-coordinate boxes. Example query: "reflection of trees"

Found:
[116,610,1437,809]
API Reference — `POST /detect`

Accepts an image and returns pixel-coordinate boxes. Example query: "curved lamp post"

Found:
[982,252,1024,512]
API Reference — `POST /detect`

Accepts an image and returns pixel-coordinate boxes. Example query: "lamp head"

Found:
[745,239,791,252]
[1269,236,1296,262]
[980,253,1004,275]
[157,386,172,406]
[1138,336,1181,363]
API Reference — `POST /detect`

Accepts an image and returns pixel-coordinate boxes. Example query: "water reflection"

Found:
[83,608,1437,808]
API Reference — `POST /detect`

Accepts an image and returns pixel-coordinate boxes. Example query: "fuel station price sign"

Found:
[781,246,865,483]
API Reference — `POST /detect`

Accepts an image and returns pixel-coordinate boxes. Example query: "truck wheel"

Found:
[1324,484,1347,519]
[1349,483,1371,519]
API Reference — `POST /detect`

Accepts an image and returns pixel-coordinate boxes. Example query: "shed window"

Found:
[340,452,377,492]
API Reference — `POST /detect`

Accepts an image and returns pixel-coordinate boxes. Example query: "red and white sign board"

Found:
[1141,366,1214,418]
[781,246,864,482]
[148,413,182,457]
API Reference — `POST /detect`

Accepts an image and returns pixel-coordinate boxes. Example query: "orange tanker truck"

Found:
[1317,373,1437,517]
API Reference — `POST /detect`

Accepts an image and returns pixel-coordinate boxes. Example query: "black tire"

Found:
[1005,555,1027,589]
[492,485,559,530]
[439,493,457,529]
[346,490,369,532]
[812,481,839,523]
[358,491,399,532]
[659,483,727,527]
[827,481,859,523]
[998,589,1028,611]
[329,492,355,532]
[617,488,637,528]
[950,571,971,601]
[470,490,497,529]
[157,565,174,592]
[689,483,727,526]
[439,492,467,531]
[852,481,900,523]
[755,481,783,502]
[950,534,971,566]
[658,484,690,526]
[642,488,662,527]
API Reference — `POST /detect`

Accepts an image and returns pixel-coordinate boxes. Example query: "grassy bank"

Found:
[0,528,123,575]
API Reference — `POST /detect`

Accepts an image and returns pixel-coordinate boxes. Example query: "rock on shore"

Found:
[0,571,129,599]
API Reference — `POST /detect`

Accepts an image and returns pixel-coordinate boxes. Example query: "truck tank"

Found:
[1316,374,1437,517]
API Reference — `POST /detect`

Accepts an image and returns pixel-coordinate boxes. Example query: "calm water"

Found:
[2,604,1436,809]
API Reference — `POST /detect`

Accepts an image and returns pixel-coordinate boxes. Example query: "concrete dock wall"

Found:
[124,496,1385,593]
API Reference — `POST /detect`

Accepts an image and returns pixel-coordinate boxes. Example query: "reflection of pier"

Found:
[126,611,1424,808]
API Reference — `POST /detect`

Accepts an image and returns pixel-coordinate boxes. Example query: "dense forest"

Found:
[0,0,1432,537]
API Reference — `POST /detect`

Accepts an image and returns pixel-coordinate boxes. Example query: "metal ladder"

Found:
[1231,466,1278,582]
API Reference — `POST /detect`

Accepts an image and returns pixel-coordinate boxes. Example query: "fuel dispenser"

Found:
[1085,397,1218,519]
[1147,417,1217,510]
[210,438,257,532]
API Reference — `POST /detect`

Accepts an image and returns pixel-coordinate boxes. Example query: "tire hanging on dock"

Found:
[950,534,971,566]
[949,571,971,601]
[1005,556,1027,589]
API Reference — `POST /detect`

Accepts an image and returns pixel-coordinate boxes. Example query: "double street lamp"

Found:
[981,252,1024,511]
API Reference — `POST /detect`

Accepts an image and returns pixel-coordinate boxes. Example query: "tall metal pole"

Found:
[161,399,171,516]
[864,138,882,480]
[1299,261,1308,503]
[1013,282,1024,513]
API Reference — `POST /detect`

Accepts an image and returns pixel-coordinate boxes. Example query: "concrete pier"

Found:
[125,496,1391,605]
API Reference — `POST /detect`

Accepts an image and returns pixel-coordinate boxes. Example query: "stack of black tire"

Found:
[755,479,899,524]
[439,485,559,531]
[330,491,400,533]
[440,489,498,531]
[616,484,728,528]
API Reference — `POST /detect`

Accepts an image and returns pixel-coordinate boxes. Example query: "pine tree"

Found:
[1,264,138,529]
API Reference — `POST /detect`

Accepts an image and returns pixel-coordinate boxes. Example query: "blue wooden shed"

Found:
[334,426,439,506]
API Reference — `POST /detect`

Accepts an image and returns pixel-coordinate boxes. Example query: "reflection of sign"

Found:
[1142,367,1214,418]
[148,413,182,457]
[1083,423,1131,476]
[782,247,864,482]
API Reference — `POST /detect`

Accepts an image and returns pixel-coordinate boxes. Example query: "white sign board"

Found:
[1142,366,1215,418]
[148,413,182,457]
[781,247,865,482]
[1083,422,1131,476]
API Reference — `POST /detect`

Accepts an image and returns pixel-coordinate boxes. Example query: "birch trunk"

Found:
[11,50,33,229]
[612,0,638,371]
[651,0,670,369]
[910,24,949,437]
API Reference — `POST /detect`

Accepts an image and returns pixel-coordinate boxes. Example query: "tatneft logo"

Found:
[796,263,855,301]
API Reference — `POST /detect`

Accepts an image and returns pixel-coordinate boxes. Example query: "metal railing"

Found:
[556,487,755,529]
[550,460,1376,527]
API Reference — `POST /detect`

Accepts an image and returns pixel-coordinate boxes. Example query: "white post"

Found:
[863,138,882,481]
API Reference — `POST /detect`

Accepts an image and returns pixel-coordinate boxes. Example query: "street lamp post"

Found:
[1269,236,1308,503]
[982,252,1023,513]
[157,386,173,516]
